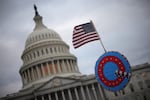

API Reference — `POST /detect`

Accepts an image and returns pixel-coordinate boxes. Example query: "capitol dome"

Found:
[25,15,62,49]
[19,5,80,89]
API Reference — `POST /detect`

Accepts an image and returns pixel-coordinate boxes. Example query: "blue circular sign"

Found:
[95,51,131,92]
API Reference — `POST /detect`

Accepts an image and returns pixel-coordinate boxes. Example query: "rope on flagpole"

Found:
[90,20,107,53]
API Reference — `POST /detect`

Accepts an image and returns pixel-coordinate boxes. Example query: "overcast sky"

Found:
[0,0,150,97]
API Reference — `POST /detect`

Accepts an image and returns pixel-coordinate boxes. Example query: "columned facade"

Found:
[30,80,105,100]
[20,59,79,87]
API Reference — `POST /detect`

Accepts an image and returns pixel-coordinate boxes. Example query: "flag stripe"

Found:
[73,32,98,43]
[73,34,100,46]
[73,31,86,38]
[74,25,82,29]
[73,28,84,34]
[74,38,100,48]
[72,21,100,48]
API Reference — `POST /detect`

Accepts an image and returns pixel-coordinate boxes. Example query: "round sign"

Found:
[95,51,131,92]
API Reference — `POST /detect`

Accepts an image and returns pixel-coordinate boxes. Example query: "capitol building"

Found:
[1,6,150,100]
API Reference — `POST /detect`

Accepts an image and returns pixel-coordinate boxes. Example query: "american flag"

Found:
[72,21,100,49]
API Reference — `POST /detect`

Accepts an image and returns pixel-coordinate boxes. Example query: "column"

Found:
[46,62,51,76]
[36,65,41,78]
[64,60,69,72]
[92,84,98,100]
[27,69,31,82]
[62,60,67,72]
[31,67,35,80]
[81,86,86,100]
[74,88,79,100]
[41,63,45,77]
[52,61,56,74]
[35,97,37,100]
[31,53,33,60]
[56,60,61,73]
[70,60,74,72]
[68,89,73,100]
[74,60,79,72]
[61,90,66,100]
[73,60,79,72]
[48,94,52,100]
[24,73,27,84]
[21,73,24,85]
[66,60,71,72]
[86,85,92,100]
[30,69,33,81]
[24,71,28,84]
[72,60,76,72]
[33,67,37,79]
[41,95,44,100]
[55,92,58,100]
[72,60,76,71]
[98,84,106,100]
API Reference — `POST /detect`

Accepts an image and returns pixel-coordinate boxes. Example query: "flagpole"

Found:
[90,20,107,53]
[99,39,107,53]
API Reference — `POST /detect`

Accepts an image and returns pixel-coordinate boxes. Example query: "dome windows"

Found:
[45,48,49,54]
[25,29,62,49]
[22,45,69,64]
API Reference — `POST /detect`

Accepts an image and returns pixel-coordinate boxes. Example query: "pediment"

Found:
[35,75,82,91]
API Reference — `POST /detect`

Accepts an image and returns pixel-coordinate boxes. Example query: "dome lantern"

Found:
[33,4,47,31]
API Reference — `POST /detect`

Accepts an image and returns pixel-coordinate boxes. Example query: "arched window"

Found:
[45,34,48,38]
[33,52,36,58]
[45,48,49,54]
[42,34,44,38]
[50,48,52,53]
[54,47,57,53]
[37,50,40,56]
[41,49,44,55]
